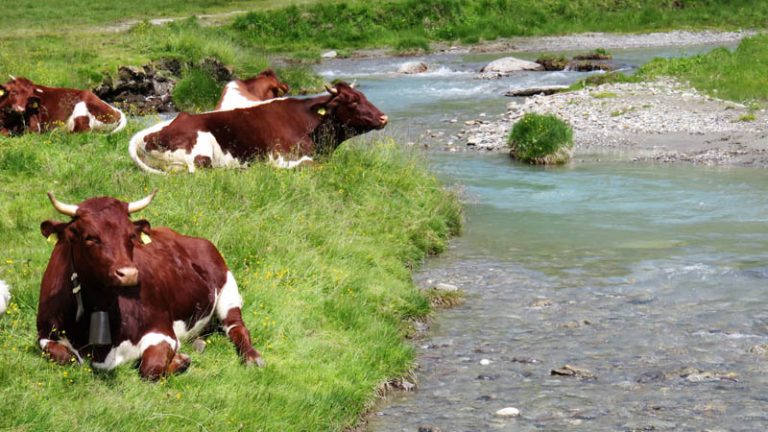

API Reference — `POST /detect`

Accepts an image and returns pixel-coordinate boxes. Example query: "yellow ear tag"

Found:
[317,108,326,116]
[47,233,58,243]
[0,89,4,96]
[140,233,152,244]
[31,102,38,108]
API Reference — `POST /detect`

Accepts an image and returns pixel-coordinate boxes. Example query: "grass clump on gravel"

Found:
[508,113,574,165]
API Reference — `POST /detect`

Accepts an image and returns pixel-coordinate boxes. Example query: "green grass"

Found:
[508,113,574,165]
[638,34,768,104]
[231,0,768,53]
[0,128,461,431]
[592,91,618,99]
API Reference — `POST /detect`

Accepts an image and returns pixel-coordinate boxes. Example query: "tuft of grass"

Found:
[592,91,618,99]
[426,288,465,309]
[0,129,461,432]
[737,113,756,122]
[171,67,224,112]
[508,113,574,165]
[569,72,641,90]
[638,35,768,103]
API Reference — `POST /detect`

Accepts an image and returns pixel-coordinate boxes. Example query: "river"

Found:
[318,45,768,431]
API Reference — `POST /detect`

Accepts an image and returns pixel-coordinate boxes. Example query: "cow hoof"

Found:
[192,338,206,353]
[45,342,75,365]
[169,353,191,375]
[244,351,266,368]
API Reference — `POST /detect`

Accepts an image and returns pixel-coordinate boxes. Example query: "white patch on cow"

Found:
[65,101,126,133]
[0,280,10,316]
[91,332,178,371]
[268,154,314,169]
[39,337,84,364]
[215,272,243,334]
[215,81,288,111]
[172,308,215,342]
[148,131,248,173]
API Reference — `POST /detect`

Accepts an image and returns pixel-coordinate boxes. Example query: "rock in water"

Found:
[398,61,429,74]
[481,57,544,74]
[321,50,338,59]
[495,407,521,417]
[506,85,569,97]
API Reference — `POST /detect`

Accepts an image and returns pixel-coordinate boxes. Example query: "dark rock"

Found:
[567,60,616,72]
[418,426,442,432]
[551,364,597,380]
[506,86,569,97]
[536,56,569,71]
[476,374,499,381]
[199,57,236,83]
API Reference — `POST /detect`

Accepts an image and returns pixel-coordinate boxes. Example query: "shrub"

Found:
[171,68,222,112]
[508,113,573,165]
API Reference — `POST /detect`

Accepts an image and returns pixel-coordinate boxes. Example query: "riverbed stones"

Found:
[480,56,544,75]
[495,407,521,417]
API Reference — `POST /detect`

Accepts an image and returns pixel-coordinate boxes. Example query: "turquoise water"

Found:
[321,46,768,431]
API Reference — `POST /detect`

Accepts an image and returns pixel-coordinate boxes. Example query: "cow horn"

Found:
[8,75,16,81]
[47,192,78,217]
[127,189,157,214]
[325,84,338,95]
[350,80,356,89]
[35,88,43,94]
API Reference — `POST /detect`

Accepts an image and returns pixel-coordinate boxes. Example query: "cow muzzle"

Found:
[379,115,388,128]
[114,267,139,286]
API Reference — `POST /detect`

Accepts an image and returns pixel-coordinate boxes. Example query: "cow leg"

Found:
[71,116,91,132]
[221,307,265,367]
[40,339,77,365]
[139,341,186,381]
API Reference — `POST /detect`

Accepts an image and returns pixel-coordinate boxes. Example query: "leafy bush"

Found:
[171,68,223,112]
[508,113,573,165]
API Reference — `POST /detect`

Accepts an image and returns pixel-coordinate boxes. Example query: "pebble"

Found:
[480,358,492,365]
[495,407,521,417]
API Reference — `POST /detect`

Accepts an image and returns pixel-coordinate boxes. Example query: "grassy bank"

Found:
[0,127,461,431]
[639,34,768,104]
[232,0,768,52]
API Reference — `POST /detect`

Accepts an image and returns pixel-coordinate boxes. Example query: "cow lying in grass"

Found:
[0,76,126,134]
[37,191,263,380]
[214,68,290,111]
[129,82,387,173]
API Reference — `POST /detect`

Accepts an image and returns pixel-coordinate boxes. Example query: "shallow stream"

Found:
[320,45,768,431]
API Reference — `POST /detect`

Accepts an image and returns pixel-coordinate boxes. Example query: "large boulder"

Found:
[481,56,544,74]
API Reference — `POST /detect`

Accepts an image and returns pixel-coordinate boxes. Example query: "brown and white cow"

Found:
[37,191,263,380]
[0,76,126,134]
[214,68,290,111]
[129,82,387,174]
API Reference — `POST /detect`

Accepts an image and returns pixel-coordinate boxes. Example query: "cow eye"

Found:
[85,236,101,246]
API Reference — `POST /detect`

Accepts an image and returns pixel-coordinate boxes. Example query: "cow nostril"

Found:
[115,267,139,286]
[380,115,388,125]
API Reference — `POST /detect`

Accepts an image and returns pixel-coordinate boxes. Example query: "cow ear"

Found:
[133,219,151,235]
[40,220,68,241]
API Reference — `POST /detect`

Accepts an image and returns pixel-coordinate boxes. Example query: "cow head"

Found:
[243,69,290,100]
[322,82,388,132]
[40,191,156,289]
[0,76,42,114]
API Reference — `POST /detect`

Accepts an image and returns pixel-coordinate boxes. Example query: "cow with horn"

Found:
[37,190,264,380]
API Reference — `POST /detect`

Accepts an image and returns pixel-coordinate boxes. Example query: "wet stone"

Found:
[551,365,597,380]
[476,374,499,381]
[495,407,521,417]
[417,425,442,432]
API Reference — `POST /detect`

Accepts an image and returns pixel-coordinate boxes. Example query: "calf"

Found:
[214,68,290,111]
[37,191,263,380]
[0,76,126,134]
[129,82,387,174]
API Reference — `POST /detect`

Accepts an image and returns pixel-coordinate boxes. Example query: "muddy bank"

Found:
[460,79,768,167]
